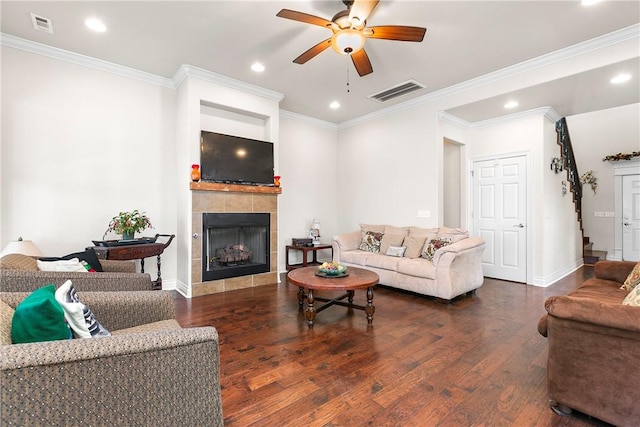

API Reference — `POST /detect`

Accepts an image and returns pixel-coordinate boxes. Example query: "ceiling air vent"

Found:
[368,79,426,103]
[31,13,53,34]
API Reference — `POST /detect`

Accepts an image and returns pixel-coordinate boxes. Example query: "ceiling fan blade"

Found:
[366,26,427,42]
[276,9,333,29]
[351,49,373,77]
[293,38,332,64]
[349,0,380,24]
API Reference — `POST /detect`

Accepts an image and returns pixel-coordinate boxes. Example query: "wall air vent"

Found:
[368,79,426,103]
[31,13,53,34]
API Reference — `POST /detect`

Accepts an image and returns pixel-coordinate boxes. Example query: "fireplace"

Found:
[202,213,270,281]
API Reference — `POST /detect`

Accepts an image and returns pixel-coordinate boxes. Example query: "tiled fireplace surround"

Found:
[190,182,280,297]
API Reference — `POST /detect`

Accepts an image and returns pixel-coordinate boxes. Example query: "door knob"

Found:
[624,222,631,226]
[514,223,525,228]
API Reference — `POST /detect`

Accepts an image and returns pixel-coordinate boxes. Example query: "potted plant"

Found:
[104,210,153,240]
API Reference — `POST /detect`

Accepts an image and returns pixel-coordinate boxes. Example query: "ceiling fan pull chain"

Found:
[346,57,350,93]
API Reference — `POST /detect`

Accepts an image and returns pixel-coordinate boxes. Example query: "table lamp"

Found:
[309,219,321,245]
[0,237,44,257]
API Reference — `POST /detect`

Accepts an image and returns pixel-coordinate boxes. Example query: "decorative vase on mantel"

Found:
[122,231,135,241]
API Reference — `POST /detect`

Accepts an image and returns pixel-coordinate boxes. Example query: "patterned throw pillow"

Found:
[622,283,640,306]
[421,237,452,261]
[620,261,640,291]
[359,231,384,253]
[55,280,111,338]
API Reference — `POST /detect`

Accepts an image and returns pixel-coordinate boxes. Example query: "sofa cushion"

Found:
[621,261,640,291]
[55,280,111,338]
[360,223,385,234]
[421,237,452,261]
[340,250,369,266]
[11,285,72,344]
[409,226,439,237]
[437,227,469,243]
[403,234,428,258]
[112,319,181,335]
[365,253,402,271]
[0,253,38,271]
[37,258,88,272]
[397,258,437,279]
[0,299,14,345]
[380,234,406,254]
[359,231,384,253]
[386,246,407,257]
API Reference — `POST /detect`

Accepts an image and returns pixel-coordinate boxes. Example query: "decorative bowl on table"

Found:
[317,262,347,276]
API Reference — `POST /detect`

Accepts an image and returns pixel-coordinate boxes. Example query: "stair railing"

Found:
[555,117,582,229]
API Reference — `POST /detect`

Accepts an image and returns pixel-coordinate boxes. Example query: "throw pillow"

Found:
[39,248,104,272]
[359,231,384,253]
[422,237,453,261]
[380,233,406,255]
[620,261,640,291]
[0,253,38,271]
[0,299,14,345]
[622,282,640,307]
[11,285,72,344]
[55,280,111,338]
[37,258,88,272]
[386,246,407,257]
[403,235,428,259]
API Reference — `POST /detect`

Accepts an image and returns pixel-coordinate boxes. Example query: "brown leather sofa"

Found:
[538,260,640,427]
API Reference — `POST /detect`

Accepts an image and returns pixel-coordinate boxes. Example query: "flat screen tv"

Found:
[200,131,274,186]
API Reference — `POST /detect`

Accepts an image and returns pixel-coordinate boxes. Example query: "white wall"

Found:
[337,105,441,232]
[1,47,178,283]
[278,115,338,269]
[567,103,640,258]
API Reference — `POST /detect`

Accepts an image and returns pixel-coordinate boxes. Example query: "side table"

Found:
[285,244,333,271]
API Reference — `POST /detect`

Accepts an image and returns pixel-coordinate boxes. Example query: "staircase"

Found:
[583,236,607,266]
[556,118,604,266]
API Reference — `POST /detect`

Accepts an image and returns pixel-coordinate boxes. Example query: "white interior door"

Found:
[622,174,640,261]
[473,156,527,282]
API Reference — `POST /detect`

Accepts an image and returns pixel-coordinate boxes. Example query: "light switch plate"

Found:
[417,210,431,218]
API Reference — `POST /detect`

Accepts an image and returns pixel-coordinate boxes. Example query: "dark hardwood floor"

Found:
[175,267,612,427]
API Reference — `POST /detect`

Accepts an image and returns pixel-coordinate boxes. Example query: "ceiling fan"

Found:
[276,0,426,77]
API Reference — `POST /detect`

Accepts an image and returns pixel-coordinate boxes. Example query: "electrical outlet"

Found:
[417,210,431,218]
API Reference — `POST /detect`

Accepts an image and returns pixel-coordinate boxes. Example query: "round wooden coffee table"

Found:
[286,266,379,328]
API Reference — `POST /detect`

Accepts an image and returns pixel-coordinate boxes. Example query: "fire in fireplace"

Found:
[202,213,270,281]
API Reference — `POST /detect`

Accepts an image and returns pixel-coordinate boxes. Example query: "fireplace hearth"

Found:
[202,213,270,281]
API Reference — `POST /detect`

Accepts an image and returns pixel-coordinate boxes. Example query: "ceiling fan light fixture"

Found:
[331,29,365,55]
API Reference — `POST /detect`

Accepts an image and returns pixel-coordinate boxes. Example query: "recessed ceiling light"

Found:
[610,73,631,84]
[504,100,519,109]
[85,18,107,32]
[251,62,265,72]
[581,0,602,6]
[329,101,340,109]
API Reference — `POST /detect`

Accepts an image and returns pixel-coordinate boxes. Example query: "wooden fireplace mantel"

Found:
[190,181,282,194]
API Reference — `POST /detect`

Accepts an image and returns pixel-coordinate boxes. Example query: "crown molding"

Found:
[173,65,285,102]
[280,110,338,130]
[438,112,472,130]
[469,107,562,129]
[1,33,175,88]
[338,23,639,129]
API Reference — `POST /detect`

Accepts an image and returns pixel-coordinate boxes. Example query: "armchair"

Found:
[1,290,223,426]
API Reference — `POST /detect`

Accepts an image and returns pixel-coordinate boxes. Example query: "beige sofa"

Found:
[332,225,486,301]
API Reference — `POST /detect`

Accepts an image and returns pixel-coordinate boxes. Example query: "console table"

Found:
[92,234,175,290]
